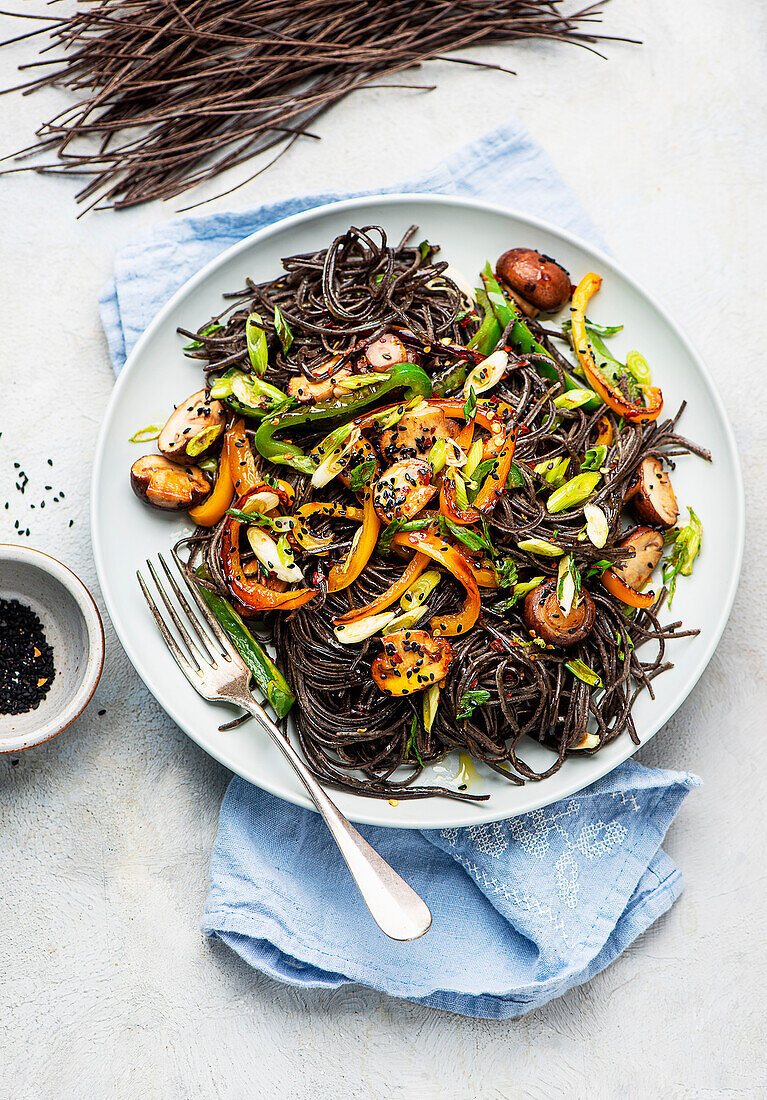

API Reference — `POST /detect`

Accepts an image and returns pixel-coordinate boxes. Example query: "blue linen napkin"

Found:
[100,119,700,1020]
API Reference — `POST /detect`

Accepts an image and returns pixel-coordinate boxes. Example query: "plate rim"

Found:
[91,191,745,828]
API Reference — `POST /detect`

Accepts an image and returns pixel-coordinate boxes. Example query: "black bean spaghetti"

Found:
[130,225,708,802]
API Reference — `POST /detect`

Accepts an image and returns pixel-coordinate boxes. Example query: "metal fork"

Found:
[137,552,432,942]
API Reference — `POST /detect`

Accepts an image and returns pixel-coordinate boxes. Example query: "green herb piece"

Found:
[406,713,425,766]
[463,385,478,421]
[183,321,224,351]
[273,305,293,354]
[418,240,432,262]
[494,558,518,589]
[662,507,702,606]
[586,559,614,579]
[423,683,440,733]
[225,506,279,529]
[439,514,492,554]
[565,658,602,688]
[505,462,525,490]
[246,313,268,377]
[348,458,376,492]
[581,445,607,471]
[129,424,162,443]
[378,518,406,555]
[456,689,491,720]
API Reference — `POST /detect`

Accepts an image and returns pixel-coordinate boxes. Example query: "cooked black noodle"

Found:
[175,225,709,801]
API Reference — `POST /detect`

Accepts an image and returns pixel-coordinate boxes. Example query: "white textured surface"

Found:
[0,1,764,1096]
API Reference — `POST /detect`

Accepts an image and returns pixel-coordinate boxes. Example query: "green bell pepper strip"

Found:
[468,285,502,357]
[480,263,602,412]
[194,568,295,718]
[254,361,433,476]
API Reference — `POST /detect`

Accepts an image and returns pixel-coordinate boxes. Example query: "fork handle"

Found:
[239,699,432,942]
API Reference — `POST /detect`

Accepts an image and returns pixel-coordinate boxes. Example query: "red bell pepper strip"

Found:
[333,551,430,624]
[602,567,656,609]
[571,274,663,423]
[392,532,481,637]
[220,495,316,614]
[328,488,381,592]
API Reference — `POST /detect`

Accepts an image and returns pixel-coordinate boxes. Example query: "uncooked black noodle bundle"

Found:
[0,0,630,211]
[155,224,709,802]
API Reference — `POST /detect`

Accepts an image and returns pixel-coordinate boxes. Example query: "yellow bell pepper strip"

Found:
[392,532,481,637]
[328,489,381,592]
[220,507,317,614]
[227,418,261,496]
[188,432,235,526]
[571,274,664,422]
[333,551,431,625]
[291,503,364,553]
[601,567,656,609]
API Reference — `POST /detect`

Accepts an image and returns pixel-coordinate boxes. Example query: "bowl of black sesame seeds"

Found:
[0,546,104,752]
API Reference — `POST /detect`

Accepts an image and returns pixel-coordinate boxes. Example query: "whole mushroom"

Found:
[130,455,210,511]
[496,248,572,313]
[158,388,226,464]
[523,579,596,648]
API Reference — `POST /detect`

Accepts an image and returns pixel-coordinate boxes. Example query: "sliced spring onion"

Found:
[386,604,430,632]
[517,538,564,557]
[556,554,578,616]
[534,456,570,488]
[464,440,484,479]
[400,570,441,610]
[565,659,603,689]
[423,683,440,733]
[443,439,468,468]
[129,424,162,443]
[462,349,508,396]
[583,502,609,548]
[311,428,361,488]
[428,438,448,475]
[581,445,607,471]
[246,313,268,377]
[273,305,293,354]
[625,350,652,384]
[246,526,303,583]
[335,372,391,391]
[553,388,597,411]
[186,424,223,457]
[334,610,396,645]
[547,472,601,514]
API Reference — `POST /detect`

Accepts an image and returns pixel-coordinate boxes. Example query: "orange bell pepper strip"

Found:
[602,567,656,609]
[189,434,235,527]
[227,418,261,496]
[393,531,481,637]
[571,274,663,422]
[328,488,381,592]
[593,416,614,447]
[472,428,518,513]
[428,399,511,455]
[333,551,430,624]
[452,546,498,589]
[220,513,316,614]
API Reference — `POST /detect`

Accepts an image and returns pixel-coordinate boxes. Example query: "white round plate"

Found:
[92,194,744,828]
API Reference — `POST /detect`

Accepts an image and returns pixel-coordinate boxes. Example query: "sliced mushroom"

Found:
[378,407,457,464]
[496,248,572,313]
[523,579,596,648]
[158,389,225,464]
[625,456,679,528]
[613,527,664,591]
[372,630,453,696]
[130,455,210,511]
[287,368,351,404]
[357,332,412,373]
[372,459,437,523]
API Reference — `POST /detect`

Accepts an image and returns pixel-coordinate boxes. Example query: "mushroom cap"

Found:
[523,579,596,647]
[626,456,679,528]
[613,526,664,591]
[496,248,572,313]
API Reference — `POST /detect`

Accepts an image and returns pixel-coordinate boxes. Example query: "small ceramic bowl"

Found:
[0,545,105,753]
